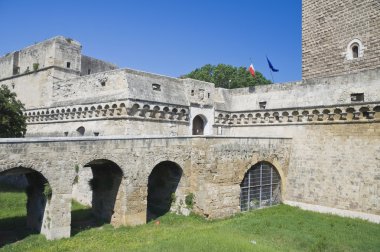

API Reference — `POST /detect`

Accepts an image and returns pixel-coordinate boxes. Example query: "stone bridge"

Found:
[0,136,291,239]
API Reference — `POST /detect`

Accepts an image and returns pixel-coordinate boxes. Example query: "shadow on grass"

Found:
[0,215,37,248]
[71,208,106,236]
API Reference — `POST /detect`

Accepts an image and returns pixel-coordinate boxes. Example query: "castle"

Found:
[0,0,379,240]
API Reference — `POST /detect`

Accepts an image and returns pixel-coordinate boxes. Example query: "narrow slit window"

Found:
[259,101,267,109]
[88,69,91,75]
[352,45,359,58]
[152,83,161,91]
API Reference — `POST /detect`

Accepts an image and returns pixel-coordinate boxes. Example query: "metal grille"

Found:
[240,162,281,211]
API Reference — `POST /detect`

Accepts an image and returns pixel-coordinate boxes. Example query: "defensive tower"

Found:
[302,0,380,79]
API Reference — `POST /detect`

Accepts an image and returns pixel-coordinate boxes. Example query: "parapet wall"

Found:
[80,55,118,76]
[219,68,380,111]
[0,36,82,80]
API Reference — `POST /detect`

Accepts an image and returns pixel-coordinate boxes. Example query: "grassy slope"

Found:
[1,187,379,252]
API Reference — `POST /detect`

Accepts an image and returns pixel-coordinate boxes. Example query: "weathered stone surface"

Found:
[0,0,379,242]
[0,136,291,239]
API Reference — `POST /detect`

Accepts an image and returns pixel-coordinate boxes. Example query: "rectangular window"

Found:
[351,93,364,102]
[152,83,161,91]
[66,62,71,68]
[259,101,267,109]
[88,69,91,75]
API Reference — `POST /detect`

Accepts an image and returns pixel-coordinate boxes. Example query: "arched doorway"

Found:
[240,162,281,211]
[192,115,205,135]
[0,167,51,246]
[147,161,182,222]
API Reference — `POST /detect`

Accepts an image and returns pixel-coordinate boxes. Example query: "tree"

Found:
[0,85,26,137]
[181,64,272,89]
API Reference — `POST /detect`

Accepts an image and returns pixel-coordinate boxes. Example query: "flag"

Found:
[248,64,255,77]
[266,57,279,72]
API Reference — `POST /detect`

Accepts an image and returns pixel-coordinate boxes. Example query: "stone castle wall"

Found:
[225,122,380,216]
[80,55,118,76]
[0,136,292,239]
[222,68,380,111]
[302,0,380,79]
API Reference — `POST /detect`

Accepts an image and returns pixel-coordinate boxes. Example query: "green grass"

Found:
[1,185,379,251]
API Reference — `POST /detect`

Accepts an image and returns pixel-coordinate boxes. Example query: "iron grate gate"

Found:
[240,162,281,211]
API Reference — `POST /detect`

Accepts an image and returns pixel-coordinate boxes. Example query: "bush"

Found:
[185,193,194,209]
[33,63,39,71]
[43,183,52,200]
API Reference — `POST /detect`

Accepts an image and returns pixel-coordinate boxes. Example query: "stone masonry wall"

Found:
[302,0,380,79]
[227,122,380,216]
[219,68,380,111]
[0,137,291,239]
[80,55,118,76]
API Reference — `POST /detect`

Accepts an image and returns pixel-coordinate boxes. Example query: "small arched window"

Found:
[346,39,363,60]
[351,44,359,58]
[76,126,85,136]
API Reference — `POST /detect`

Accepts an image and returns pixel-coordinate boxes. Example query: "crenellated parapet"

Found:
[24,100,190,124]
[215,102,380,126]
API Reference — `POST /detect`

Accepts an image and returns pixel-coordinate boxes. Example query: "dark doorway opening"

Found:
[192,115,205,135]
[147,161,182,222]
[71,160,123,235]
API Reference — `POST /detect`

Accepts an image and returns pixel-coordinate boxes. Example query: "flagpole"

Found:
[266,55,275,83]
[269,69,275,83]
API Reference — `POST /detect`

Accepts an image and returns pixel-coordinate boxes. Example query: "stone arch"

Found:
[359,107,370,119]
[374,106,380,119]
[239,161,282,211]
[151,106,160,118]
[192,114,206,135]
[0,166,53,240]
[237,158,286,200]
[346,38,364,60]
[81,159,124,225]
[128,103,140,116]
[146,161,183,222]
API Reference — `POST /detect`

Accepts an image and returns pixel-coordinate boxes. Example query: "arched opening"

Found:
[76,126,85,136]
[192,115,205,135]
[71,159,123,235]
[147,161,182,222]
[0,167,51,246]
[346,39,363,60]
[240,162,281,211]
[352,44,359,58]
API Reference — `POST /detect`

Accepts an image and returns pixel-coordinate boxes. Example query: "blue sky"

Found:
[0,0,302,83]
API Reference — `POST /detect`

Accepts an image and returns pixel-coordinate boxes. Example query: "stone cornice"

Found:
[215,102,380,126]
[24,100,190,125]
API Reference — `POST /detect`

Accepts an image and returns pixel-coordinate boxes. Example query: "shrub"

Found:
[185,193,194,209]
[43,183,52,200]
[33,63,39,71]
